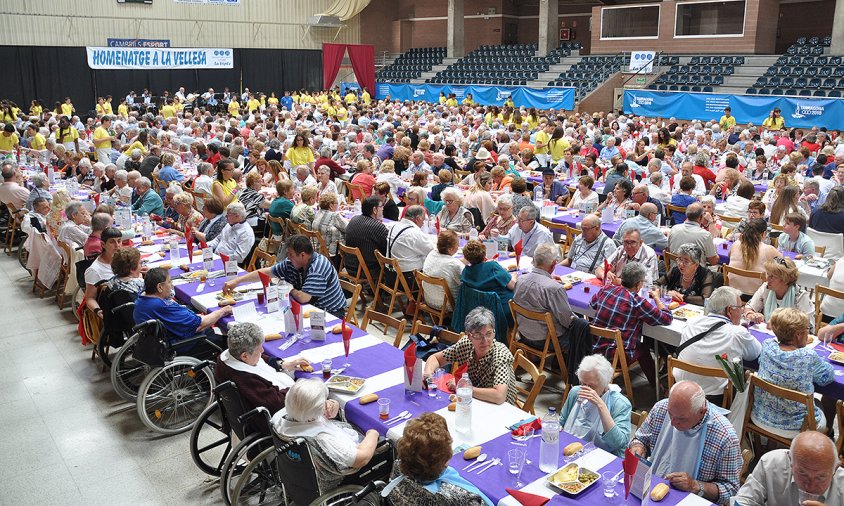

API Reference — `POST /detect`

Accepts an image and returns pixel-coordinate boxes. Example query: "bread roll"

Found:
[650,483,669,501]
[668,301,680,310]
[463,446,482,460]
[563,442,583,456]
[264,333,283,341]
[358,393,379,405]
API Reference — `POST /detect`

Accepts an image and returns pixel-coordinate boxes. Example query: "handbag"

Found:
[401,326,450,363]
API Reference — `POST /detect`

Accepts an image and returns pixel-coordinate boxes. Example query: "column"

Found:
[832,0,844,55]
[447,0,465,58]
[538,0,559,57]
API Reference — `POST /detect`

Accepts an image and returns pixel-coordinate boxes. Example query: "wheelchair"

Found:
[229,407,394,506]
[109,318,220,434]
[95,283,138,367]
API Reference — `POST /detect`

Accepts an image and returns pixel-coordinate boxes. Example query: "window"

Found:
[601,5,660,39]
[675,1,745,37]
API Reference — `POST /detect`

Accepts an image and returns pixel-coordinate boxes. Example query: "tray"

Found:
[546,463,601,496]
[672,307,702,321]
[828,351,844,365]
[326,375,366,394]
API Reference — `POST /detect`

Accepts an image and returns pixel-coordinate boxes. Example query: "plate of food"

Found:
[828,351,844,365]
[181,269,208,281]
[558,273,588,285]
[672,307,702,320]
[805,257,830,269]
[216,291,244,301]
[546,463,601,496]
[326,375,366,394]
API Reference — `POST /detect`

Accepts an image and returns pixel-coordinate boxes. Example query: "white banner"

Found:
[629,51,656,73]
[86,47,234,69]
[173,0,240,4]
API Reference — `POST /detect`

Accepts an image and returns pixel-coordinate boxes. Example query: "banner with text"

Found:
[86,47,234,70]
[107,38,170,48]
[375,82,575,110]
[623,89,844,130]
[629,51,655,73]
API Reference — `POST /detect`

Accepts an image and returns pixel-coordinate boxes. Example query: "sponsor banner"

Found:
[623,89,844,130]
[107,38,170,48]
[86,47,234,70]
[375,82,575,110]
[629,51,656,73]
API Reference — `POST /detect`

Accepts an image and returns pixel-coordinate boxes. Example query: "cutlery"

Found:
[383,410,410,424]
[476,458,501,474]
[612,469,624,482]
[462,453,487,470]
[385,412,411,425]
[278,335,297,351]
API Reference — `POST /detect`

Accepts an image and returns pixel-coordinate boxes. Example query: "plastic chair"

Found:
[806,227,844,260]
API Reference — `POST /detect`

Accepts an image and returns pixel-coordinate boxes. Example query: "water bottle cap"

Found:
[548,407,556,413]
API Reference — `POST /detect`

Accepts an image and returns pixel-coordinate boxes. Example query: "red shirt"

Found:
[314,157,345,179]
[350,172,375,200]
[693,164,717,188]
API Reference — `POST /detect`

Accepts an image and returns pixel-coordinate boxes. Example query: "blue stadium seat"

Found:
[703,86,714,92]
[689,56,700,65]
[817,56,829,66]
[658,84,668,91]
[768,77,781,87]
[796,37,807,46]
[822,78,837,88]
[799,90,811,96]
[809,77,821,88]
[771,88,784,95]
[789,56,802,66]
[711,56,722,65]
[680,85,690,91]
[755,77,768,87]
[832,56,843,66]
[790,67,804,76]
[713,76,724,85]
[828,90,842,97]
[835,67,844,77]
[820,67,832,77]
[757,88,770,95]
[823,36,832,47]
[806,67,818,76]
[813,90,826,97]
[691,86,702,92]
[810,36,820,46]
[782,77,795,87]
[746,88,757,94]
[795,77,808,88]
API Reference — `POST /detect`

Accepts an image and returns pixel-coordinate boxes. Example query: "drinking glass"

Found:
[507,448,526,487]
[602,471,618,500]
[378,398,391,420]
[798,490,822,504]
[426,376,438,398]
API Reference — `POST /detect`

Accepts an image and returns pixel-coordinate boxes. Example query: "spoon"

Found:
[463,453,488,471]
[383,410,410,424]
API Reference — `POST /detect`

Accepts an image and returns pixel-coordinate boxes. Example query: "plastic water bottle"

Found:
[142,216,152,240]
[353,199,361,214]
[455,374,473,433]
[469,228,478,241]
[534,185,543,204]
[539,407,561,473]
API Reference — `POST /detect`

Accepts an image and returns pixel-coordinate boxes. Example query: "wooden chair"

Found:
[667,356,733,408]
[564,225,582,255]
[663,250,679,274]
[410,320,464,345]
[512,349,546,415]
[508,300,569,400]
[152,174,167,195]
[298,226,331,259]
[372,250,417,316]
[770,222,784,233]
[590,324,635,404]
[413,271,454,326]
[717,214,742,224]
[816,245,827,257]
[286,220,303,236]
[836,400,844,459]
[3,203,21,256]
[344,180,368,202]
[814,285,844,331]
[454,169,471,181]
[80,304,103,359]
[190,189,208,211]
[55,240,74,308]
[631,410,648,432]
[337,244,376,307]
[740,448,754,484]
[361,308,407,348]
[723,265,767,297]
[338,279,362,327]
[665,204,687,225]
[265,214,289,241]
[541,218,567,244]
[246,248,276,273]
[742,373,817,450]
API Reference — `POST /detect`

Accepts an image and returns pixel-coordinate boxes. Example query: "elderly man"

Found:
[671,162,706,196]
[668,202,718,266]
[0,163,30,211]
[109,169,133,205]
[131,176,164,216]
[629,184,665,216]
[733,430,843,506]
[502,205,554,257]
[799,179,826,215]
[539,167,569,205]
[596,228,660,288]
[590,262,672,386]
[21,197,49,235]
[208,202,255,264]
[599,137,620,162]
[630,381,742,504]
[224,234,346,316]
[24,172,51,211]
[406,150,431,176]
[58,201,91,248]
[647,171,671,204]
[387,205,436,277]
[513,242,584,351]
[674,286,762,402]
[614,203,668,250]
[561,214,617,273]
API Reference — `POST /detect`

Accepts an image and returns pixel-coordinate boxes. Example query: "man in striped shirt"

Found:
[223,235,347,317]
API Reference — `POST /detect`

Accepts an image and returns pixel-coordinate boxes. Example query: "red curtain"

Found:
[346,44,375,95]
[322,43,346,91]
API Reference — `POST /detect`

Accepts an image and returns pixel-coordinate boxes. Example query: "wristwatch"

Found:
[695,481,705,497]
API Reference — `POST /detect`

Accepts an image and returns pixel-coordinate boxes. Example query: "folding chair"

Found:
[338,279,362,327]
[590,324,635,404]
[414,271,454,326]
[512,349,546,415]
[361,308,407,348]
[508,300,569,398]
[667,356,733,408]
[742,373,816,451]
[372,251,416,316]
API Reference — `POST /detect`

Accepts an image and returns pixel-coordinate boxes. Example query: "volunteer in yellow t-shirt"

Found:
[29,100,43,117]
[160,100,176,119]
[762,107,785,130]
[285,134,316,172]
[534,123,552,166]
[57,117,80,153]
[60,98,74,118]
[267,92,279,107]
[361,90,371,104]
[26,124,46,152]
[104,96,114,115]
[0,124,19,153]
[228,98,240,117]
[93,116,115,163]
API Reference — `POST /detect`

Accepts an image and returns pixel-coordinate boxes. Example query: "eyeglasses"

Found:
[774,256,789,266]
[727,304,746,311]
[468,330,495,342]
[622,240,641,246]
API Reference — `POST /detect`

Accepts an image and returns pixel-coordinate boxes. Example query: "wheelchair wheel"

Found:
[190,401,231,476]
[18,242,30,274]
[137,357,215,435]
[220,434,272,505]
[110,335,149,402]
[97,331,113,368]
[231,446,284,505]
[310,485,377,506]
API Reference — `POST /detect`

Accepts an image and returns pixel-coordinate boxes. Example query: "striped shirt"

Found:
[271,252,347,316]
[344,214,388,278]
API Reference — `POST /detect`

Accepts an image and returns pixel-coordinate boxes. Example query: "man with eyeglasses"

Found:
[674,286,762,405]
[561,214,617,274]
[344,196,388,282]
[614,203,668,251]
[501,205,554,257]
[629,184,665,217]
[596,228,659,288]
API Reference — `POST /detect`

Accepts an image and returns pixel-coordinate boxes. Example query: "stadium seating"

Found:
[376,47,446,83]
[745,37,835,97]
[547,54,625,101]
[648,56,746,92]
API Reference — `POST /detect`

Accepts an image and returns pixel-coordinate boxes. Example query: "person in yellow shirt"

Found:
[504,97,514,108]
[548,127,570,165]
[439,92,447,104]
[533,122,553,166]
[285,134,316,173]
[462,93,475,106]
[323,101,337,119]
[160,99,176,119]
[361,89,371,104]
[174,98,184,113]
[26,124,46,152]
[247,95,260,113]
[344,91,357,105]
[762,107,785,130]
[292,92,301,103]
[96,97,108,116]
[122,131,149,156]
[60,97,74,117]
[29,100,43,117]
[527,109,540,131]
[117,99,129,118]
[0,124,19,153]
[267,92,279,107]
[104,95,114,115]
[93,116,115,163]
[259,94,267,107]
[57,116,80,153]
[445,94,458,107]
[228,98,240,117]
[719,106,736,131]
[336,105,349,123]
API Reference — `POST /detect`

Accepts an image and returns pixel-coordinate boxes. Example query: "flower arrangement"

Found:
[714,353,747,393]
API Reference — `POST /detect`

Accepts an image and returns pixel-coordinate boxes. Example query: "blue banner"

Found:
[107,38,170,48]
[340,82,361,96]
[623,89,844,130]
[375,82,575,110]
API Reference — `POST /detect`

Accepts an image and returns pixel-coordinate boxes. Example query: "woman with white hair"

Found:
[169,192,203,233]
[315,165,339,196]
[214,322,309,414]
[375,159,409,198]
[436,187,474,234]
[162,183,183,222]
[207,202,255,263]
[25,172,52,211]
[275,378,379,492]
[559,354,632,457]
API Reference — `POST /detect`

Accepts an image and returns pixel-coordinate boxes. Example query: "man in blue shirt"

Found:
[599,137,620,162]
[131,177,165,216]
[134,267,231,352]
[280,91,294,111]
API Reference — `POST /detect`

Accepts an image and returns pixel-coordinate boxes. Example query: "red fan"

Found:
[623,448,640,500]
[514,239,523,266]
[185,225,194,262]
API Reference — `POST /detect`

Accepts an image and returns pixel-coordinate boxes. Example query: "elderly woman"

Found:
[699,196,722,237]
[25,173,51,211]
[315,165,338,196]
[596,179,634,216]
[422,307,517,404]
[656,243,716,306]
[403,185,444,218]
[464,172,496,223]
[58,201,92,248]
[290,185,317,227]
[559,354,632,457]
[156,152,183,186]
[376,159,409,198]
[107,247,145,296]
[214,322,310,414]
[193,196,227,244]
[208,202,255,264]
[490,166,513,193]
[312,192,348,259]
[460,239,516,310]
[239,171,271,223]
[431,168,453,202]
[167,192,203,234]
[161,183,183,222]
[711,167,741,200]
[421,230,464,312]
[108,169,133,205]
[744,257,815,331]
[569,175,599,212]
[752,308,834,438]
[728,218,780,296]
[275,379,381,492]
[350,159,376,200]
[387,412,493,505]
[478,193,516,240]
[437,187,474,234]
